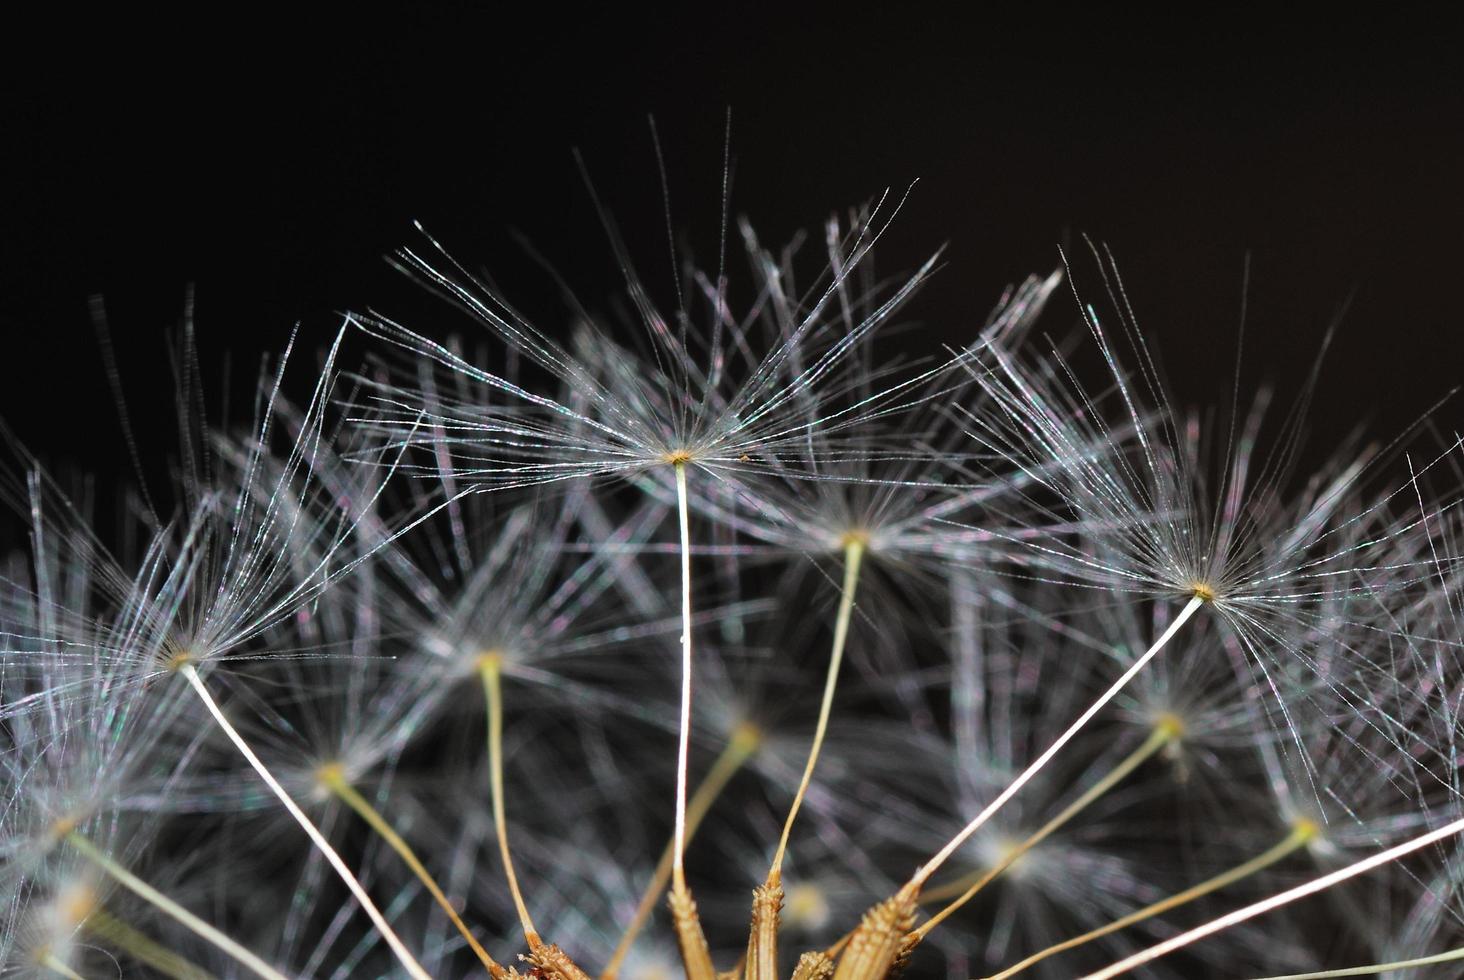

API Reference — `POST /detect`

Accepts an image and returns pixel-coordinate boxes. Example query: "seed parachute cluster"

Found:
[3,174,1464,980]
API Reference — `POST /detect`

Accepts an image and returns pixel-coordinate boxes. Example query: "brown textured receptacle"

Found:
[522,943,593,980]
[887,931,920,980]
[791,950,836,980]
[669,884,717,980]
[744,874,785,980]
[830,883,919,980]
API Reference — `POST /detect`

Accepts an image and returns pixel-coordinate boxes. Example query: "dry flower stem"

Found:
[770,537,866,876]
[480,652,542,948]
[602,724,762,980]
[1081,807,1464,979]
[1009,820,1316,980]
[319,765,503,976]
[177,663,429,980]
[65,830,289,980]
[912,594,1205,887]
[86,907,219,980]
[917,719,1179,940]
[1251,947,1464,979]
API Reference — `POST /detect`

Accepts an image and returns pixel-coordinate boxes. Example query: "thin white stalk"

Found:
[913,594,1204,886]
[178,664,430,980]
[65,831,287,980]
[1081,811,1464,980]
[672,460,694,894]
[770,538,864,875]
[1250,947,1464,979]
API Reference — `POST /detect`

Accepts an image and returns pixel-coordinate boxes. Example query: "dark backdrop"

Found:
[5,11,1462,497]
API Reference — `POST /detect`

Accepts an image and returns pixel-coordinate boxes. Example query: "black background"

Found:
[5,10,1462,494]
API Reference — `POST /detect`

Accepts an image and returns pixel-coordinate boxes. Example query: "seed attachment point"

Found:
[49,815,79,843]
[59,882,99,925]
[731,721,763,754]
[315,761,347,790]
[1188,582,1217,603]
[1154,712,1186,740]
[1291,816,1322,843]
